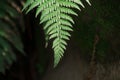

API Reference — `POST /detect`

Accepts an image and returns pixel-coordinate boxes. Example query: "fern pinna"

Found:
[23,0,91,67]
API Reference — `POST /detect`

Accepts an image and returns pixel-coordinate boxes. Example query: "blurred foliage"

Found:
[0,0,24,73]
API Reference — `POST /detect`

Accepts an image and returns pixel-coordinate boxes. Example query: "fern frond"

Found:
[23,0,91,67]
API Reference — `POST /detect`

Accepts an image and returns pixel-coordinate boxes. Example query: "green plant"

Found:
[0,0,24,73]
[23,0,91,67]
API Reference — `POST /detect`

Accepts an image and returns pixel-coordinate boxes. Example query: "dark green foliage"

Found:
[0,0,24,73]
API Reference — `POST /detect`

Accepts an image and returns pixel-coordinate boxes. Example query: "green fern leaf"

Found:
[22,0,34,11]
[23,0,91,67]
